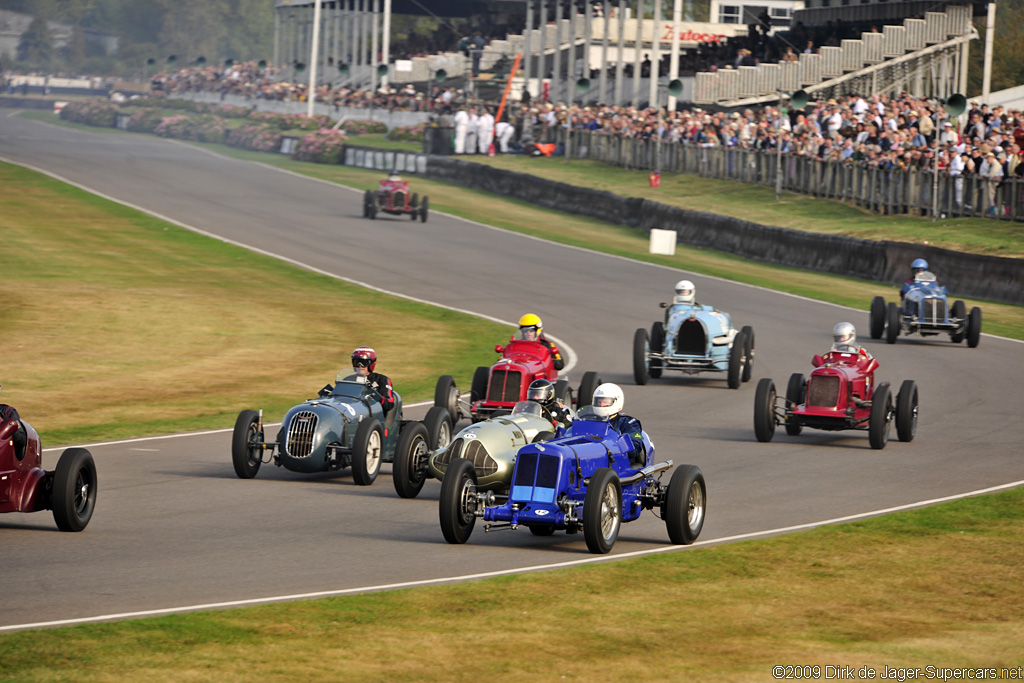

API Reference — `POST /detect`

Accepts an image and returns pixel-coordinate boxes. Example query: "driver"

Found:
[517,314,564,371]
[900,258,933,299]
[587,383,646,468]
[0,382,27,456]
[527,379,573,431]
[350,347,395,416]
[831,322,873,359]
[385,169,402,183]
[673,279,697,306]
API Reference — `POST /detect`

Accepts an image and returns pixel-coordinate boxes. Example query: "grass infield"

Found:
[1,486,1021,680]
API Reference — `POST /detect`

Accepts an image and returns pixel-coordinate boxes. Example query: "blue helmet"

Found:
[911,258,928,271]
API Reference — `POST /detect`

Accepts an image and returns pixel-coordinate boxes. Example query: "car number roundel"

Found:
[464,432,478,440]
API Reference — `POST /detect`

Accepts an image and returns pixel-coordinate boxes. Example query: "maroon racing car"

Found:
[433,334,602,425]
[753,347,918,450]
[1,416,97,531]
[363,174,428,222]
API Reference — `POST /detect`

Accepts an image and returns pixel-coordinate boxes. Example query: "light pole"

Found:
[307,0,323,118]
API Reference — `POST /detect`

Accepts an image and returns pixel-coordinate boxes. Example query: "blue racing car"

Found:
[870,271,981,347]
[438,406,706,554]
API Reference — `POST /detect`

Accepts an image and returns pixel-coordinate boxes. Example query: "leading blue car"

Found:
[870,271,981,347]
[438,407,707,554]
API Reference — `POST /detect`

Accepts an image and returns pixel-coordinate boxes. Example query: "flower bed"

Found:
[126,108,166,133]
[153,113,226,144]
[60,100,119,127]
[226,123,283,152]
[341,119,387,136]
[292,128,348,164]
[388,123,426,143]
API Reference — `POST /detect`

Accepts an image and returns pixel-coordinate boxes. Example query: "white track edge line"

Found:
[2,478,1020,633]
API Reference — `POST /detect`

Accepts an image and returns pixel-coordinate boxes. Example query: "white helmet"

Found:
[833,322,856,346]
[674,279,695,305]
[591,383,624,419]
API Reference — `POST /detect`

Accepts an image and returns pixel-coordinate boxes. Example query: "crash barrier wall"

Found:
[0,97,62,110]
[571,129,1024,225]
[343,145,428,175]
[173,92,432,130]
[425,156,1024,306]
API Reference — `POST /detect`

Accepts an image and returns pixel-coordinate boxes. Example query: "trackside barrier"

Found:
[424,155,1024,306]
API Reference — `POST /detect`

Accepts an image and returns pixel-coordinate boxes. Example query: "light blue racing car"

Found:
[633,280,754,388]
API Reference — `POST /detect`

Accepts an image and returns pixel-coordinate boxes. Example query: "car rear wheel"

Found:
[727,330,747,389]
[869,296,886,339]
[632,327,650,385]
[740,325,755,382]
[362,190,372,218]
[231,409,263,479]
[753,378,777,442]
[423,405,452,452]
[470,366,490,404]
[649,321,665,379]
[439,457,477,544]
[434,375,459,423]
[664,464,706,545]
[583,468,622,554]
[950,300,967,343]
[967,307,982,348]
[420,196,429,223]
[393,422,430,498]
[885,302,900,344]
[351,418,383,485]
[896,379,918,443]
[52,448,97,532]
[785,373,806,436]
[577,371,602,408]
[869,383,892,450]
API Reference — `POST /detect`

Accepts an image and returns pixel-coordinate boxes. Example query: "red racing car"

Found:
[753,347,918,450]
[433,334,601,425]
[1,416,98,531]
[363,173,428,222]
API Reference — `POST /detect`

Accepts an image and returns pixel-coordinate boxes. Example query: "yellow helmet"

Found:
[518,313,542,339]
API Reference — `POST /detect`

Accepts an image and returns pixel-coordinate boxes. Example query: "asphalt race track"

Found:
[2,113,1022,630]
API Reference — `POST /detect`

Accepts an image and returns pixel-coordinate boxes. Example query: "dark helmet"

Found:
[351,346,377,372]
[527,379,555,406]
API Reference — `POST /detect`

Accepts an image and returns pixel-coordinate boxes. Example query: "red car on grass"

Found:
[433,333,602,425]
[1,416,97,531]
[363,174,428,222]
[753,347,918,450]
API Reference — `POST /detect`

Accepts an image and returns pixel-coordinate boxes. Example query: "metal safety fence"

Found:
[570,130,1024,222]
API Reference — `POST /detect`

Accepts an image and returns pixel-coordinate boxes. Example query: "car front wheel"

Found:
[351,418,383,485]
[632,327,650,385]
[52,448,98,532]
[583,468,622,554]
[870,296,886,339]
[753,378,777,442]
[664,464,706,545]
[439,458,477,544]
[896,380,918,442]
[231,409,263,479]
[393,422,430,498]
[727,330,747,389]
[885,302,900,344]
[869,383,892,450]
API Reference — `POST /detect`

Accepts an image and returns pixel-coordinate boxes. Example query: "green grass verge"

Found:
[347,133,422,151]
[2,487,1021,681]
[0,161,510,445]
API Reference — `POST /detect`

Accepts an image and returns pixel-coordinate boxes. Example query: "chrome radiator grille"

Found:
[286,411,318,457]
[392,190,406,207]
[433,437,498,476]
[808,376,840,407]
[676,319,706,356]
[921,298,946,324]
[487,370,521,403]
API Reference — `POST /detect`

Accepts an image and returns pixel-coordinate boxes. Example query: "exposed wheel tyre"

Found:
[439,457,477,544]
[470,366,490,403]
[727,330,747,389]
[231,409,263,479]
[52,448,97,532]
[753,378,777,443]
[554,379,571,405]
[869,383,893,450]
[351,418,383,485]
[967,307,982,348]
[410,192,419,208]
[577,371,602,408]
[664,464,706,545]
[885,302,900,344]
[532,430,555,443]
[896,379,918,443]
[583,468,622,554]
[362,189,372,218]
[633,327,650,385]
[528,524,556,536]
[740,325,755,382]
[649,321,665,379]
[392,422,430,499]
[434,374,459,423]
[423,405,453,451]
[420,196,428,222]
[950,300,967,343]
[869,296,886,339]
[784,373,806,436]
